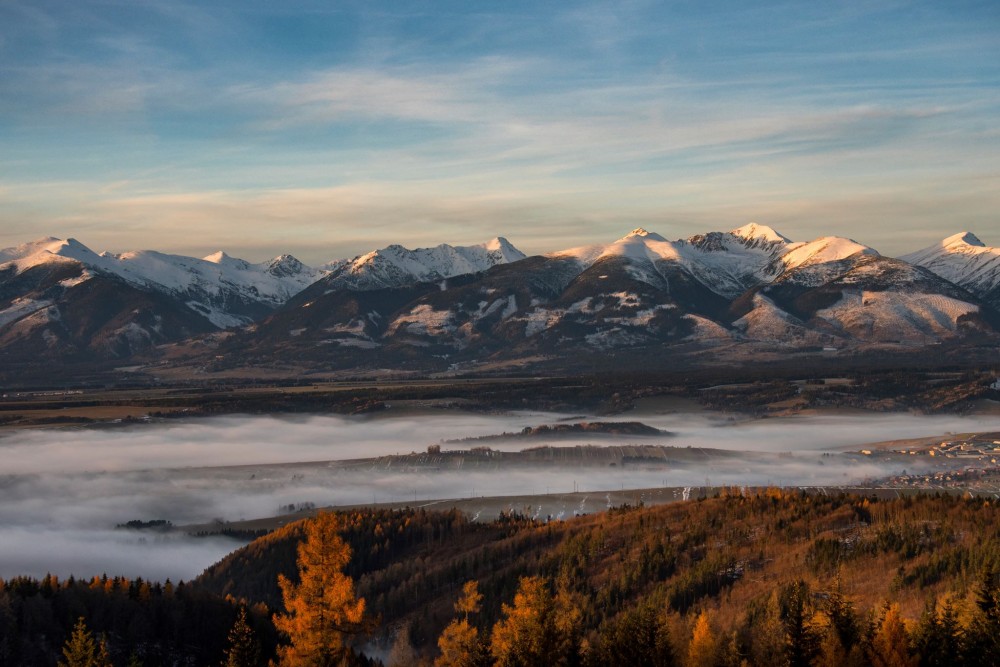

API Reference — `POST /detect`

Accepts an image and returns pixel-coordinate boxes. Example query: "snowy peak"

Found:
[942,231,985,248]
[481,237,527,264]
[0,236,70,262]
[780,236,877,271]
[620,228,668,242]
[729,223,791,244]
[203,251,232,264]
[0,236,103,270]
[264,254,307,277]
[902,232,1000,303]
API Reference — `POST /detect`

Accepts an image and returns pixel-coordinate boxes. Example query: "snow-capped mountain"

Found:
[221,225,996,375]
[902,232,1000,309]
[0,237,325,328]
[551,225,790,299]
[0,235,530,364]
[1,227,997,375]
[318,237,526,291]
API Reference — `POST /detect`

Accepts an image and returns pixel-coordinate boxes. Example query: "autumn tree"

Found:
[223,606,262,667]
[490,576,581,667]
[436,581,488,667]
[58,617,112,667]
[867,604,917,667]
[685,611,718,667]
[274,513,367,667]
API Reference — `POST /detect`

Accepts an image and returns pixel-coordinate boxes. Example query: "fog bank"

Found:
[2,410,998,581]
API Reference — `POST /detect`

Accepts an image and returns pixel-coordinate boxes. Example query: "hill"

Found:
[196,490,1000,664]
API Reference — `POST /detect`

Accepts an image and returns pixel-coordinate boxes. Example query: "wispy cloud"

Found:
[0,1,998,257]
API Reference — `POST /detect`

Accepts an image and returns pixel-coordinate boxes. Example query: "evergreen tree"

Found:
[964,568,1000,667]
[912,598,962,667]
[824,582,861,653]
[274,513,367,667]
[223,607,262,667]
[741,593,786,667]
[589,602,674,667]
[779,580,821,667]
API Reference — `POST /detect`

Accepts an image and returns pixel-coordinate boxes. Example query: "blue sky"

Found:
[1,1,998,263]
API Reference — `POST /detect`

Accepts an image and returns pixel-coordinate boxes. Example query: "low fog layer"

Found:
[2,410,999,582]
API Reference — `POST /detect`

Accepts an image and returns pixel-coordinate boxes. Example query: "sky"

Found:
[1,1,998,265]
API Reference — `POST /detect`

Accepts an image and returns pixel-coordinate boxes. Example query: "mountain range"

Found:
[1,226,998,378]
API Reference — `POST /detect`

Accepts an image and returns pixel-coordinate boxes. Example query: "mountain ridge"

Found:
[1,227,997,376]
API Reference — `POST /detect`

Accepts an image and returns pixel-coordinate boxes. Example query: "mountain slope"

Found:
[902,232,1000,309]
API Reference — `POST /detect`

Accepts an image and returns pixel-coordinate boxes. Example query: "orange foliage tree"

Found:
[436,581,487,667]
[274,513,367,666]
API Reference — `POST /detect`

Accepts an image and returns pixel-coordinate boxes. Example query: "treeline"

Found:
[429,571,1000,666]
[0,574,275,666]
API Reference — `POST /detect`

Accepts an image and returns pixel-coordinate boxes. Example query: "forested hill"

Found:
[5,492,1000,664]
[196,491,1000,665]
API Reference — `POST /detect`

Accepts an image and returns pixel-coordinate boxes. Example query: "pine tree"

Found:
[590,602,674,667]
[274,513,367,667]
[965,568,1000,667]
[912,597,963,667]
[780,580,821,667]
[223,607,262,667]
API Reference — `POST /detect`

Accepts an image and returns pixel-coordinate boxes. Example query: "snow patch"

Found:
[0,298,52,329]
[387,305,456,337]
[816,290,978,343]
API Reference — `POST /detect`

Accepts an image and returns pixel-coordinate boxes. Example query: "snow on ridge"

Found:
[325,238,527,290]
[729,223,791,244]
[1,237,104,272]
[0,237,327,327]
[780,236,877,271]
[902,232,1000,294]
[816,290,978,343]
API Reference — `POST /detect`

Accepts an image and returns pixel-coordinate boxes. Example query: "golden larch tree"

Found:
[868,604,917,667]
[274,512,366,667]
[490,575,581,667]
[685,611,718,667]
[436,581,487,667]
[58,617,112,667]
